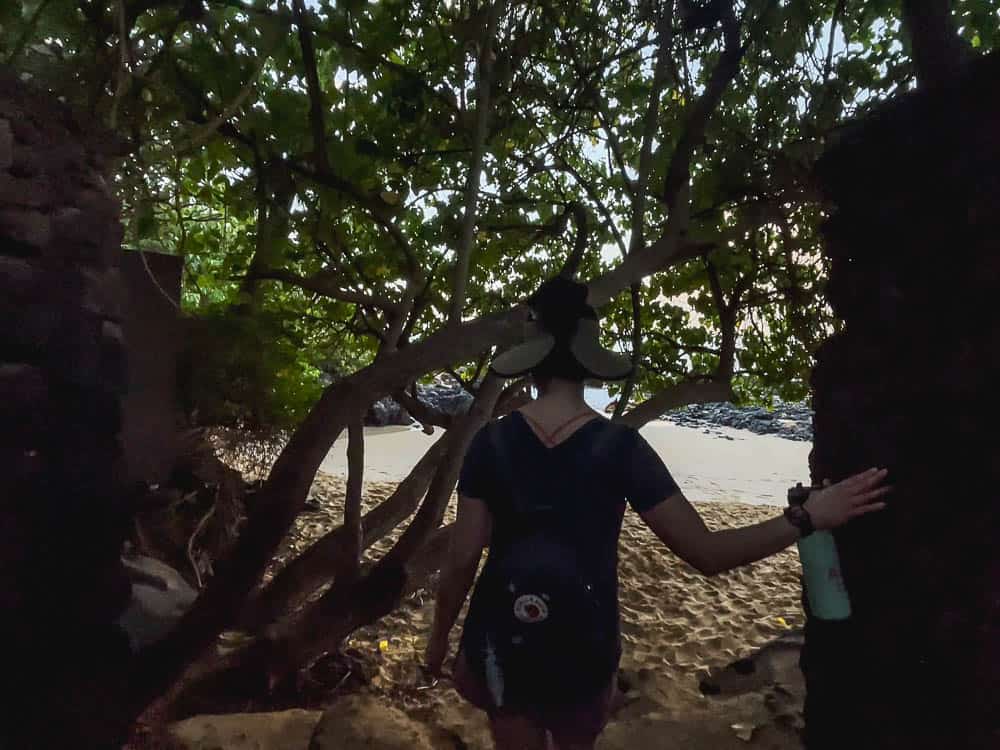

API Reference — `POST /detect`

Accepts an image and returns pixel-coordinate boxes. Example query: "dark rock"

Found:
[660,400,814,442]
[363,381,473,427]
[364,397,413,427]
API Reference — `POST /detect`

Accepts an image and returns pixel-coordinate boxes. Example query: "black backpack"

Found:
[473,420,620,705]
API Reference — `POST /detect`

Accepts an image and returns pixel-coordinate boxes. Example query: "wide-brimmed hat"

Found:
[491,277,633,380]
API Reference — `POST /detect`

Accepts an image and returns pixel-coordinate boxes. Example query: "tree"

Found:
[805,4,999,747]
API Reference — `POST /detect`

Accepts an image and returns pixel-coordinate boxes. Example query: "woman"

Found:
[425,277,890,750]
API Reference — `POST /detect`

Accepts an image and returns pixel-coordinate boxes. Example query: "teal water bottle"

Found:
[788,483,852,620]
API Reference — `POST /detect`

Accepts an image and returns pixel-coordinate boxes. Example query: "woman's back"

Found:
[456,405,679,707]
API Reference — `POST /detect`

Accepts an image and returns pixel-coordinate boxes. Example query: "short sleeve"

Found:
[457,425,495,503]
[624,429,680,513]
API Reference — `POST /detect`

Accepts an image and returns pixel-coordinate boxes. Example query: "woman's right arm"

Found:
[640,469,890,576]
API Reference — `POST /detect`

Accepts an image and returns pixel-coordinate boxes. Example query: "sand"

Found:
[320,421,812,506]
[181,422,811,749]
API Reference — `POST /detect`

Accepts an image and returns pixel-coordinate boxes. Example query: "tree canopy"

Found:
[7,0,996,426]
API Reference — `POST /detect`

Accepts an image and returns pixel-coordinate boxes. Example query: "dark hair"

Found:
[530,345,589,384]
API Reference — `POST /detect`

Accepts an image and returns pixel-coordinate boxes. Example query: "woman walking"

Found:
[426,277,890,750]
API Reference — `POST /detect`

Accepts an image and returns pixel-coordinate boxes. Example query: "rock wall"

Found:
[0,68,134,746]
[121,249,184,484]
[804,52,1000,749]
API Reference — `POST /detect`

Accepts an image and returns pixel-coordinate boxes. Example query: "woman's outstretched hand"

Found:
[805,468,892,530]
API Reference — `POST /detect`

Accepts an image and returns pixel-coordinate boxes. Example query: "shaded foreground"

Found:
[162,476,806,749]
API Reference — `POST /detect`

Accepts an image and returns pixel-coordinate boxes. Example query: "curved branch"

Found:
[384,375,504,565]
[661,3,745,209]
[616,380,736,429]
[558,202,589,279]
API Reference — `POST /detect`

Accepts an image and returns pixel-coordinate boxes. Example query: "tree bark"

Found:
[236,430,453,632]
[291,0,329,173]
[449,0,505,325]
[900,0,969,89]
[805,52,1000,749]
[342,417,364,580]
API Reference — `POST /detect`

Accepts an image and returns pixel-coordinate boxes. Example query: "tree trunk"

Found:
[805,52,1000,750]
[167,378,505,711]
[236,430,453,632]
[900,0,969,88]
[0,68,134,748]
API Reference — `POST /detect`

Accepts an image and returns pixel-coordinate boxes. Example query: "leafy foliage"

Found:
[3,0,997,420]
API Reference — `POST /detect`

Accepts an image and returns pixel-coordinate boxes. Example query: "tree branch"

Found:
[662,2,745,209]
[557,202,589,279]
[237,430,455,632]
[342,418,364,580]
[292,0,329,173]
[181,51,272,155]
[613,282,644,419]
[449,0,506,325]
[823,0,846,84]
[900,0,970,88]
[704,256,729,316]
[631,2,675,250]
[384,374,504,565]
[252,268,405,312]
[616,380,736,429]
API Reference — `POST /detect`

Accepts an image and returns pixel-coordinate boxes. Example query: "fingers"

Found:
[848,501,887,519]
[836,468,889,492]
[844,485,893,507]
[854,468,888,487]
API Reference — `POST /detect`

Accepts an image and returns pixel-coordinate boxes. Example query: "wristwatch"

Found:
[785,483,816,538]
[784,502,815,538]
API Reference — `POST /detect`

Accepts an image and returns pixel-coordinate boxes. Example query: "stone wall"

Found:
[121,249,184,485]
[0,68,134,747]
[804,52,1000,749]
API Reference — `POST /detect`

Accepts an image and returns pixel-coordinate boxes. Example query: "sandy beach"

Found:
[173,422,811,748]
[321,419,812,506]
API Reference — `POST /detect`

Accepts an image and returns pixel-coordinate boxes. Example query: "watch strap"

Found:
[784,504,815,538]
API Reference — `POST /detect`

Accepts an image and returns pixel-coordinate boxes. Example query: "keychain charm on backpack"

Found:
[786,483,852,620]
